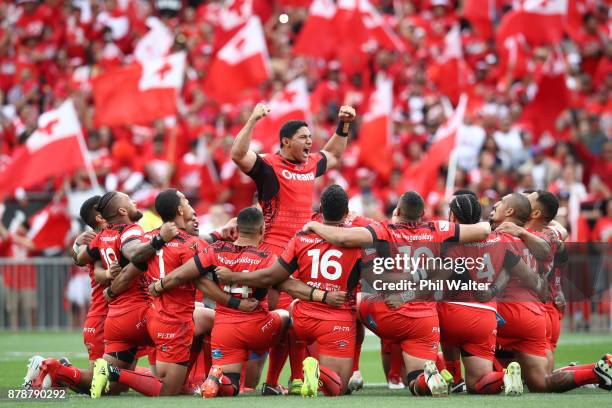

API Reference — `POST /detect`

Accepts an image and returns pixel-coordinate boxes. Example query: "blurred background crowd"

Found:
[0,0,609,329]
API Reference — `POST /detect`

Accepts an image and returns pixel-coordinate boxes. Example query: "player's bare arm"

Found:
[276,278,346,308]
[75,244,94,266]
[93,260,115,285]
[457,222,492,243]
[477,269,511,302]
[509,257,546,298]
[195,276,259,312]
[230,103,270,173]
[71,231,96,265]
[106,263,144,300]
[149,258,200,295]
[215,261,290,288]
[496,221,551,260]
[548,220,568,241]
[203,217,238,243]
[320,105,356,170]
[303,221,373,247]
[128,222,179,264]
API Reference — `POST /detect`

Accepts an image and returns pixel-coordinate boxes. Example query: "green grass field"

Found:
[0,331,610,407]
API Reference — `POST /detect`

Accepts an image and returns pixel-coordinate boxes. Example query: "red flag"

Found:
[358,74,393,180]
[204,17,271,104]
[293,0,337,59]
[497,0,568,48]
[28,200,71,253]
[427,25,466,105]
[92,52,186,127]
[463,0,495,38]
[252,77,310,152]
[402,95,468,198]
[0,101,86,199]
[520,50,569,140]
[334,0,403,73]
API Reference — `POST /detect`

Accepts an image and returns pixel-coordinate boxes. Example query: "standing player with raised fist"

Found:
[230,102,357,394]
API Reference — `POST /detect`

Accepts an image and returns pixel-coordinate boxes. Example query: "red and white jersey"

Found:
[194,241,276,324]
[365,220,461,317]
[145,228,207,323]
[247,152,327,248]
[85,262,108,318]
[87,223,150,317]
[499,230,546,315]
[444,231,523,311]
[279,230,362,322]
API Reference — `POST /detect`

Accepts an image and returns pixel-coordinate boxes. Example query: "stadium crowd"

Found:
[0,0,610,234]
[0,0,610,399]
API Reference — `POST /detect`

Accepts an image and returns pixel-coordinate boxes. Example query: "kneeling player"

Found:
[217,185,361,396]
[151,207,333,397]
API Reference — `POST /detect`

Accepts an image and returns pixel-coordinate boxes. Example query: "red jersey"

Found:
[144,228,207,323]
[498,231,544,314]
[87,223,150,317]
[279,231,362,322]
[365,220,460,317]
[444,231,523,311]
[247,153,327,248]
[85,262,108,318]
[310,211,372,227]
[194,241,276,324]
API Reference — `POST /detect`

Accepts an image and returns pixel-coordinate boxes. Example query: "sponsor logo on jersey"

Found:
[212,349,223,360]
[281,169,314,181]
[438,221,449,232]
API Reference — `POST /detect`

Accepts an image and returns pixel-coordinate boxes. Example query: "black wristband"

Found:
[210,231,222,242]
[151,235,165,251]
[105,287,115,299]
[309,287,316,302]
[336,121,350,137]
[227,297,241,309]
[322,291,328,304]
[490,285,499,297]
[159,278,165,290]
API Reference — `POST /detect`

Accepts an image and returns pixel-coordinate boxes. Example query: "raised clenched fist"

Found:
[338,105,356,122]
[250,103,271,122]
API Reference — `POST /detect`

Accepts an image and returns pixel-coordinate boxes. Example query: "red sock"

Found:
[289,328,306,381]
[218,375,238,397]
[435,352,445,372]
[319,365,342,396]
[117,370,162,396]
[445,359,462,384]
[202,336,212,377]
[353,322,364,372]
[572,368,598,386]
[134,367,152,376]
[265,336,289,385]
[559,363,595,372]
[493,358,504,372]
[388,344,403,379]
[411,373,430,396]
[474,371,504,394]
[51,364,81,386]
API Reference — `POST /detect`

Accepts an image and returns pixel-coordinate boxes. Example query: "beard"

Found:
[129,210,144,222]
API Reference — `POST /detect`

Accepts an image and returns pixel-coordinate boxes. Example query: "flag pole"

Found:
[444,148,458,201]
[71,100,100,190]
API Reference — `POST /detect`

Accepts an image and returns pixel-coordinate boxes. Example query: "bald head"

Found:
[506,193,531,225]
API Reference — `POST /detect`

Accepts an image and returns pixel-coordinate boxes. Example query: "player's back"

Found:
[289,230,361,319]
[88,223,150,317]
[444,231,521,309]
[498,233,542,313]
[196,241,274,323]
[365,220,460,317]
[146,228,206,323]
